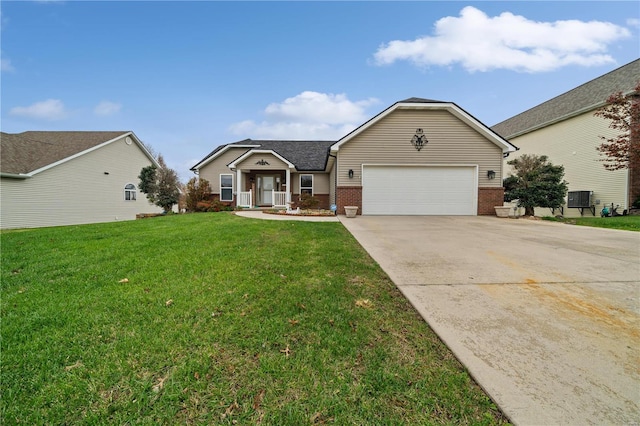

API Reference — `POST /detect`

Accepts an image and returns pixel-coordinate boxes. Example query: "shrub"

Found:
[195,199,233,213]
[297,193,320,209]
[208,199,233,212]
[195,201,212,212]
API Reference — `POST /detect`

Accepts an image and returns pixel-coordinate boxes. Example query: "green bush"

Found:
[297,193,320,209]
[194,199,233,212]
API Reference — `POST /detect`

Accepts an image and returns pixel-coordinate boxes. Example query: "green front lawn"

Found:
[543,214,640,231]
[1,213,508,424]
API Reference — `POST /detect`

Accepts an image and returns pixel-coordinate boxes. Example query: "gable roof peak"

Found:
[398,97,446,104]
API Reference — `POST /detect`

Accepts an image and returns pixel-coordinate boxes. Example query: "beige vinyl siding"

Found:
[506,110,628,218]
[0,137,161,229]
[198,148,249,193]
[235,152,289,170]
[291,173,330,194]
[337,109,503,187]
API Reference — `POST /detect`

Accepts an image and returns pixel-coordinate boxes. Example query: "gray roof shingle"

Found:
[398,97,446,104]
[192,139,335,171]
[1,131,130,175]
[192,96,513,172]
[492,59,640,138]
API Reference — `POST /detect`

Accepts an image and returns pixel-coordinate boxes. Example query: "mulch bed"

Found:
[262,209,336,217]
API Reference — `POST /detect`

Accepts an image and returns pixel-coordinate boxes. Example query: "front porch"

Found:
[237,189,290,209]
[235,169,292,209]
[228,149,297,209]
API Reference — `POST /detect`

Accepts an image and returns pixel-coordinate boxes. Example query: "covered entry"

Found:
[362,165,477,215]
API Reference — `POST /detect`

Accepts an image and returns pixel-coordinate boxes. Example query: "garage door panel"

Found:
[363,166,476,215]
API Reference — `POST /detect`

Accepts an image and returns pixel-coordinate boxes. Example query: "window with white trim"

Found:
[300,174,313,195]
[124,183,137,201]
[220,174,233,201]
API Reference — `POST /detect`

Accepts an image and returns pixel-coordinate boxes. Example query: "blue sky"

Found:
[2,1,639,180]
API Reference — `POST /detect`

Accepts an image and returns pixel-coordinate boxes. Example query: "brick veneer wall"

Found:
[292,193,330,210]
[629,166,640,208]
[478,187,504,215]
[336,186,362,215]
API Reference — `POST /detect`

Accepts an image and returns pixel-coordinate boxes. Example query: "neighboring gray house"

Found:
[1,131,163,229]
[192,98,517,215]
[493,59,640,217]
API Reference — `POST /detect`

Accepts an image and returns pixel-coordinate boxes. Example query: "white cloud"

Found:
[373,6,631,73]
[1,50,14,72]
[1,57,14,72]
[94,100,122,116]
[229,92,379,140]
[10,99,68,121]
[627,18,640,29]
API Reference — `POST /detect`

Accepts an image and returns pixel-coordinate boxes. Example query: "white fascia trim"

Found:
[504,101,607,139]
[27,132,155,177]
[331,102,517,154]
[131,132,161,167]
[445,104,517,153]
[193,144,260,171]
[501,89,638,139]
[227,149,296,170]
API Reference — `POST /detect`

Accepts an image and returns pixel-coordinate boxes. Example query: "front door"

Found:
[258,175,275,205]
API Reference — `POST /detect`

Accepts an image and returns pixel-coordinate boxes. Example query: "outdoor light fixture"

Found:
[487,170,496,180]
[410,128,428,151]
[348,169,354,179]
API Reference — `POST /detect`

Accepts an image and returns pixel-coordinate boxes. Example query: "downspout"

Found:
[329,152,337,210]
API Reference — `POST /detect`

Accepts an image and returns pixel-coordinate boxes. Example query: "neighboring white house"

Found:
[492,59,640,218]
[0,131,164,229]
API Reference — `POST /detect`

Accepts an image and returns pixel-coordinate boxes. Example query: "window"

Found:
[124,183,137,201]
[220,174,233,201]
[300,174,313,195]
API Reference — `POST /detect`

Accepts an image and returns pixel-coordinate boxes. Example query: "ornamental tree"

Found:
[504,154,568,217]
[594,82,640,172]
[185,176,211,212]
[138,155,180,213]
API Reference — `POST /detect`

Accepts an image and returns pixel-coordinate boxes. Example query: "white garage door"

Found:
[362,166,477,215]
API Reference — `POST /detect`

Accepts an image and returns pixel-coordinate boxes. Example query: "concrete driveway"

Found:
[339,216,639,425]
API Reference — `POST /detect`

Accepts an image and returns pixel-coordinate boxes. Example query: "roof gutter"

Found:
[502,88,639,139]
[504,101,609,139]
[0,172,32,179]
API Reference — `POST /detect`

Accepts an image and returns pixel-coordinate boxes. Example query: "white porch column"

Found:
[236,168,242,198]
[286,168,291,203]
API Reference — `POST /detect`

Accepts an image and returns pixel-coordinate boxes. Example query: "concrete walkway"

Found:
[339,215,640,426]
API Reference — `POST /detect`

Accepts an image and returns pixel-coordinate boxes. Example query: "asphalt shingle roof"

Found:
[192,96,506,172]
[192,139,335,171]
[1,131,129,175]
[492,59,640,139]
[398,97,446,104]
